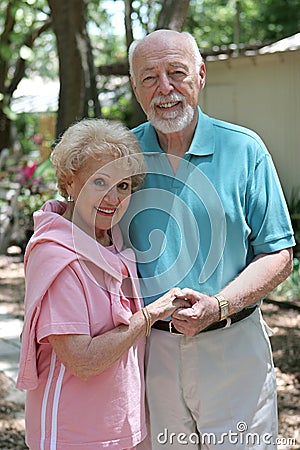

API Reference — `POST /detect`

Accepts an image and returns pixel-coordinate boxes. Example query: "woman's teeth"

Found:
[97,207,115,215]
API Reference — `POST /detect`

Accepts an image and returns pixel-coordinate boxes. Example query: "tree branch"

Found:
[6,18,53,97]
[0,1,15,90]
[124,0,134,50]
[98,61,129,76]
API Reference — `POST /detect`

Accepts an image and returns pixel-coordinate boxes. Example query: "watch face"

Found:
[221,306,228,316]
[215,295,229,319]
[220,301,229,319]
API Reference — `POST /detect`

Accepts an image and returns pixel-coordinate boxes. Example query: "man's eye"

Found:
[142,76,156,86]
[171,70,186,78]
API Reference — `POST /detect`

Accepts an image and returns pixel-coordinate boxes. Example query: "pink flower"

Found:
[32,134,44,145]
[21,161,38,180]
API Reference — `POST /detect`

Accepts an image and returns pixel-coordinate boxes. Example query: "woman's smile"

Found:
[96,205,118,216]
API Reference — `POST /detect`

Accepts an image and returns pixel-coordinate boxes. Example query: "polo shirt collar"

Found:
[188,106,215,156]
[142,106,215,156]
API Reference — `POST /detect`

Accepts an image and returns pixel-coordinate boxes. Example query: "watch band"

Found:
[214,294,229,321]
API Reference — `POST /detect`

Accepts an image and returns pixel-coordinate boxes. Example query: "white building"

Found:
[200,33,300,200]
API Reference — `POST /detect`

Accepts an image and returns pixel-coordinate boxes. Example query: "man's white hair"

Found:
[128,30,203,84]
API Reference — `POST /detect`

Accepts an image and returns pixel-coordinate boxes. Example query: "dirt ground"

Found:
[0,254,299,449]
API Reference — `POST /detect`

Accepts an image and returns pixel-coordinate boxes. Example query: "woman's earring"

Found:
[67,195,74,202]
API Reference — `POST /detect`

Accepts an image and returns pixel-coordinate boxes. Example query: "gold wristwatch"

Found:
[214,294,229,321]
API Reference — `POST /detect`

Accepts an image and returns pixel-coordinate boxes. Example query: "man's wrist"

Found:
[214,294,229,321]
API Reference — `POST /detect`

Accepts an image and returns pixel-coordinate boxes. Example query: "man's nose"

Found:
[158,73,174,95]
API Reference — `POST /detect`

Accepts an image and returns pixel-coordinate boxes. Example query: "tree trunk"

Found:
[124,0,145,127]
[48,0,100,137]
[0,111,11,152]
[0,2,52,153]
[157,0,190,30]
[85,33,102,118]
[0,1,17,152]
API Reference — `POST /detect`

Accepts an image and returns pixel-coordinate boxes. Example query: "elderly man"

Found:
[122,29,295,449]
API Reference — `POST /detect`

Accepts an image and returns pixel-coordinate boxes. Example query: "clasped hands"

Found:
[170,288,220,337]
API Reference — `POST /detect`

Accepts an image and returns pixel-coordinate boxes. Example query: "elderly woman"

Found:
[17,118,188,450]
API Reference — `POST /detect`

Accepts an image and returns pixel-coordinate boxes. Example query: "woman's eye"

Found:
[94,178,105,186]
[118,181,131,191]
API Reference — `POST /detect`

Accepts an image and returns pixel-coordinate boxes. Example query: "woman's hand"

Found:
[47,288,189,380]
[146,287,191,323]
[170,288,220,336]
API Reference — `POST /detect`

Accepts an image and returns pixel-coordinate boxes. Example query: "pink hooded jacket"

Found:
[16,200,146,449]
[17,200,143,389]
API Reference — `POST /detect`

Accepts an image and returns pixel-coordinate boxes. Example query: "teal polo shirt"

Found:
[120,107,295,304]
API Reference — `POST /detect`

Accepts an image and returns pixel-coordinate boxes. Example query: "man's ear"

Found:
[130,76,141,103]
[199,62,206,90]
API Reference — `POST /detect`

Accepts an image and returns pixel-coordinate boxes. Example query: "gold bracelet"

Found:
[145,307,152,336]
[141,308,150,336]
[142,307,152,336]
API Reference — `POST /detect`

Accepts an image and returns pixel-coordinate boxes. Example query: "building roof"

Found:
[259,32,300,54]
[204,32,300,61]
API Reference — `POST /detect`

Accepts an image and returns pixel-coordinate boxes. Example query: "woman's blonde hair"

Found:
[51,118,146,199]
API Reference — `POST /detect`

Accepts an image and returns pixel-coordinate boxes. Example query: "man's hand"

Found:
[171,288,220,336]
[147,287,191,322]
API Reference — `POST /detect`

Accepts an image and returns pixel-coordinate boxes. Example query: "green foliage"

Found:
[258,0,300,41]
[17,190,53,237]
[0,0,57,83]
[14,156,56,247]
[14,113,40,154]
[272,189,300,304]
[272,258,300,304]
[185,0,300,50]
[1,111,57,247]
[288,188,300,258]
[288,187,300,217]
[99,76,132,123]
[30,30,58,79]
[186,0,235,49]
[88,0,127,65]
[130,0,162,35]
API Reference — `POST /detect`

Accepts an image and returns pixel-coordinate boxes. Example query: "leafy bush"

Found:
[1,113,57,251]
[289,188,300,258]
[16,158,57,242]
[270,189,300,304]
[271,258,300,305]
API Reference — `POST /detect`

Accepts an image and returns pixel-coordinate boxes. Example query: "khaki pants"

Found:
[139,308,278,450]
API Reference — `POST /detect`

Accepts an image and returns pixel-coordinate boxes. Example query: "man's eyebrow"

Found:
[140,66,156,74]
[169,62,189,69]
[140,62,188,73]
